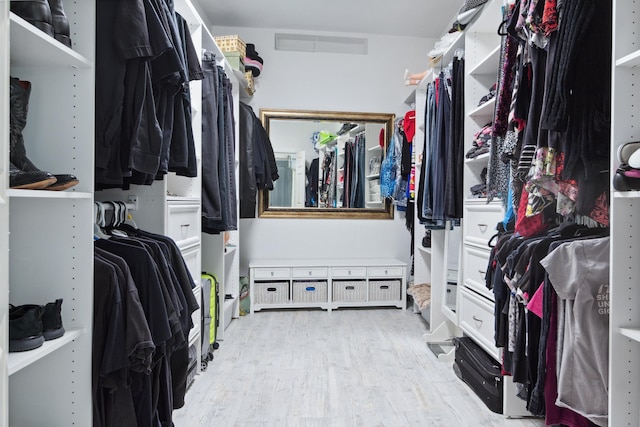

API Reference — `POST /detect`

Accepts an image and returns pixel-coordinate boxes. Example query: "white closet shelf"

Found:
[10,13,92,69]
[224,244,237,256]
[366,173,380,180]
[468,97,496,119]
[8,328,85,376]
[469,44,501,76]
[418,246,432,255]
[368,145,382,152]
[619,327,640,343]
[613,190,640,198]
[465,152,490,165]
[166,195,200,203]
[616,49,640,68]
[8,189,93,200]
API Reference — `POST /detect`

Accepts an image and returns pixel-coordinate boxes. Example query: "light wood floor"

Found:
[173,308,546,427]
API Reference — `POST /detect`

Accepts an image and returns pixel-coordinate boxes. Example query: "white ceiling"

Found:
[197,0,464,39]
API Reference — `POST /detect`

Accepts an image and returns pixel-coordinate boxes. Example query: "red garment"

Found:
[515,186,548,238]
[403,110,416,143]
[541,0,558,36]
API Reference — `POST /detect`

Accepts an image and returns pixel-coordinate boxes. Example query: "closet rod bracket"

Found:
[127,195,138,210]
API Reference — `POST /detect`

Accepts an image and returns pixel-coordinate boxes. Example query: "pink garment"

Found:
[528,284,544,318]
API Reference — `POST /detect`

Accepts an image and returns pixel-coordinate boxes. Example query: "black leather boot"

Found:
[10,77,79,191]
[47,0,71,48]
[10,0,54,37]
[9,161,57,189]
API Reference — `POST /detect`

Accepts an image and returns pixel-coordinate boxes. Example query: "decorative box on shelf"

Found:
[223,51,245,73]
[245,71,255,95]
[214,35,246,58]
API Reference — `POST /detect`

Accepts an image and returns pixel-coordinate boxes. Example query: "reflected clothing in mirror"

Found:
[342,135,366,208]
[306,158,319,207]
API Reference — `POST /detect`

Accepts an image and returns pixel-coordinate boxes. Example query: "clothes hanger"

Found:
[93,202,111,240]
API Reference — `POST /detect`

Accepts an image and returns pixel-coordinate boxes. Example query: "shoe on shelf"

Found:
[10,0,55,37]
[47,0,72,48]
[422,230,432,248]
[9,304,45,352]
[42,298,65,340]
[9,161,58,189]
[10,77,79,191]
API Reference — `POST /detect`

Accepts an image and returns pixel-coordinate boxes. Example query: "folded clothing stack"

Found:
[466,123,492,159]
[614,141,640,191]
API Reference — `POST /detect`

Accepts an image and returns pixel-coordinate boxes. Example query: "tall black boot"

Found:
[47,0,71,48]
[10,77,79,191]
[10,0,54,37]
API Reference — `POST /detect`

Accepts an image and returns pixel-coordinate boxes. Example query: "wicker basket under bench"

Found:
[249,259,407,313]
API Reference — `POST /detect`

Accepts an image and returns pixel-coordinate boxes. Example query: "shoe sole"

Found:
[44,179,79,191]
[9,335,45,352]
[10,177,58,190]
[43,327,65,341]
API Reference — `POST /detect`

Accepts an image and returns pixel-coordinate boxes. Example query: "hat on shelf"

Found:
[457,0,489,25]
[244,43,263,77]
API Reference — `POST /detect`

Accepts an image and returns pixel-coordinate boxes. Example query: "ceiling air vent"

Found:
[274,33,368,55]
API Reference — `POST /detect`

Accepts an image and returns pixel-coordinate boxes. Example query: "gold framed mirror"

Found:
[258,109,395,219]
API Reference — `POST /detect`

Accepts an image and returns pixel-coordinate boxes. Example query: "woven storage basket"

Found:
[368,279,401,302]
[332,280,367,302]
[214,35,246,58]
[292,281,328,303]
[254,281,289,304]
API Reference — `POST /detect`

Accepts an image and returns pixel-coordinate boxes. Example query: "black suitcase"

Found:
[452,336,503,414]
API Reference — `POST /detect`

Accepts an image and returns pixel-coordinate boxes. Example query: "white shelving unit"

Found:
[609,1,640,424]
[2,2,96,425]
[411,27,465,362]
[0,3,9,426]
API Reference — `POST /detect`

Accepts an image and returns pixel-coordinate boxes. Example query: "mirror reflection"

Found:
[259,109,395,219]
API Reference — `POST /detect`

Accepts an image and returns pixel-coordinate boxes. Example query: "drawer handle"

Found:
[472,315,483,324]
[305,286,316,292]
[271,271,274,276]
[309,271,312,276]
[267,287,277,292]
[348,270,351,275]
[478,270,486,276]
[385,270,388,275]
[346,286,355,290]
[477,224,488,232]
[380,285,389,290]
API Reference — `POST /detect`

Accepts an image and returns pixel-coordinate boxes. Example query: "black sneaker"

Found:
[9,304,45,352]
[42,298,65,340]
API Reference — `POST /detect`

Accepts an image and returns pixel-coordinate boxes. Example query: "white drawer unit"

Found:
[333,280,367,302]
[292,281,328,304]
[253,267,290,280]
[368,266,404,278]
[291,267,328,279]
[167,202,200,248]
[463,246,494,301]
[463,201,503,249]
[253,281,290,305]
[459,287,499,361]
[331,266,367,278]
[369,279,401,302]
[249,259,406,312]
[180,244,200,287]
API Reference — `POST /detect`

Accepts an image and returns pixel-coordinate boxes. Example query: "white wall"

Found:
[211,26,435,274]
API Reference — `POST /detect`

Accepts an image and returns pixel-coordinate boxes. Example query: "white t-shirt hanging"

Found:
[540,236,609,427]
